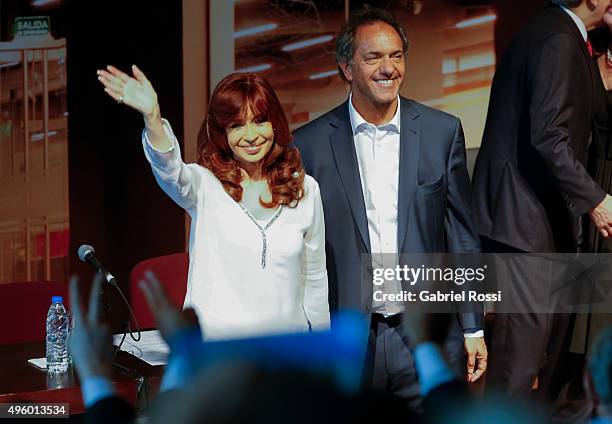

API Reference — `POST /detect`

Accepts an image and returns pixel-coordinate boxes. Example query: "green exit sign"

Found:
[14,16,50,36]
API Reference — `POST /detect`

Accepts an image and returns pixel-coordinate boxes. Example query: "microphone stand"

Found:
[109,281,142,350]
[99,273,149,410]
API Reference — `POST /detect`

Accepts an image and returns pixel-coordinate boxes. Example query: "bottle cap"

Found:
[52,296,63,304]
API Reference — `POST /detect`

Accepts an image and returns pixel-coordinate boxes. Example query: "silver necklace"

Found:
[238,203,283,268]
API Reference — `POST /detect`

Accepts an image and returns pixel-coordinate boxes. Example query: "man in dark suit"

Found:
[471,0,612,399]
[293,7,487,411]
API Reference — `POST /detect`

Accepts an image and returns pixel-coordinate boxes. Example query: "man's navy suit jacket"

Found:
[294,97,483,332]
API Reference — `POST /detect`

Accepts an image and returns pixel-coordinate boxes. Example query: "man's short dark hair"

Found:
[335,5,409,82]
[551,0,583,8]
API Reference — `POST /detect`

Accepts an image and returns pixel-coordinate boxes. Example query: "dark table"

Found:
[0,341,164,415]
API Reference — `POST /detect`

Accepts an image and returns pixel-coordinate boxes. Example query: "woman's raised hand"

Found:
[97,65,160,120]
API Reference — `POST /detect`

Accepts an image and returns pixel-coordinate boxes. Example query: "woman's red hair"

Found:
[197,73,304,208]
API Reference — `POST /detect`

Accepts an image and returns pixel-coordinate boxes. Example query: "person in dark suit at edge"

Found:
[293,6,487,412]
[471,0,612,401]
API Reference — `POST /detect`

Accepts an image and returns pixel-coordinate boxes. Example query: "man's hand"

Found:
[590,194,612,238]
[138,271,200,344]
[464,337,487,383]
[598,54,612,91]
[68,275,113,381]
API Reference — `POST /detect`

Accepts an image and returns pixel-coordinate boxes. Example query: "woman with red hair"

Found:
[97,67,329,339]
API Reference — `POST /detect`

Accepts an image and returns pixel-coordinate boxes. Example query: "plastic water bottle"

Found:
[46,296,70,374]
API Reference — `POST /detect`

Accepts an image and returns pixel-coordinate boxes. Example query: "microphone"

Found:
[77,244,118,287]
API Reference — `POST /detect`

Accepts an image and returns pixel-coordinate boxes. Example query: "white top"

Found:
[142,120,330,340]
[348,94,403,316]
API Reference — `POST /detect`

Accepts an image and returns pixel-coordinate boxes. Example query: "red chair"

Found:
[0,281,69,345]
[129,253,189,330]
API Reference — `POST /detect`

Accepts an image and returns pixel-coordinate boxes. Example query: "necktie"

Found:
[587,38,593,57]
